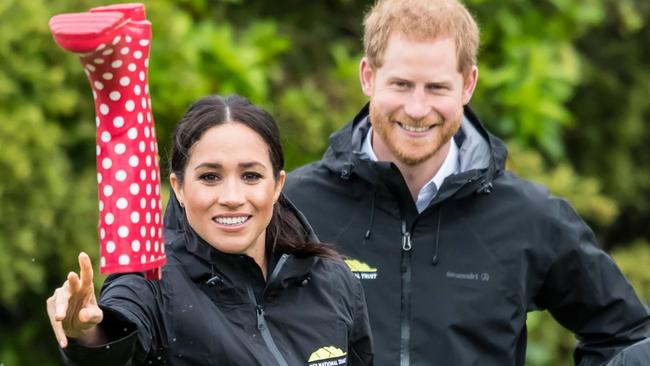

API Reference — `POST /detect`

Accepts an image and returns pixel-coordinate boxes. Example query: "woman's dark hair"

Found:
[170,94,338,259]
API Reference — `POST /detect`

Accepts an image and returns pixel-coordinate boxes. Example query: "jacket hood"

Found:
[321,103,508,200]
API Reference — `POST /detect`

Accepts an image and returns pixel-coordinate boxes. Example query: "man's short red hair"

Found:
[363,0,480,79]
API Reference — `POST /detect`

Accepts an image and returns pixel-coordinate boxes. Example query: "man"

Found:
[282,0,650,365]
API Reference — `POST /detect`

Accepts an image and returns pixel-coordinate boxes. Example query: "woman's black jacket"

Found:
[61,203,372,365]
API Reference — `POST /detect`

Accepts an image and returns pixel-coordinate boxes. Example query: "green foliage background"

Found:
[0,0,648,364]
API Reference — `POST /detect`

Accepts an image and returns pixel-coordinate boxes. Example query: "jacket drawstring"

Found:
[363,190,377,245]
[206,264,223,286]
[432,207,442,265]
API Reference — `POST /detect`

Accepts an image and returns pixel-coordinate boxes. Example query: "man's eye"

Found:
[242,172,262,182]
[393,81,408,88]
[428,84,447,91]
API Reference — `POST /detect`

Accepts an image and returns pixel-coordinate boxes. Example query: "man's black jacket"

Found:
[281,104,650,365]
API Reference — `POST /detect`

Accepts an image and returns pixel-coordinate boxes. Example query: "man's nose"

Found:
[403,89,431,121]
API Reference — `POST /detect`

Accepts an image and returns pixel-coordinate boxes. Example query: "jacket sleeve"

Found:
[60,272,163,365]
[533,198,650,366]
[606,338,650,366]
[348,275,374,366]
[60,307,139,366]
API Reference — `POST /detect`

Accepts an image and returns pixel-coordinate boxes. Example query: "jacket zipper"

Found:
[400,220,412,366]
[246,254,290,366]
[255,304,288,366]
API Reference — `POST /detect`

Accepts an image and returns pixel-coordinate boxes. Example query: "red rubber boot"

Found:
[49,3,165,280]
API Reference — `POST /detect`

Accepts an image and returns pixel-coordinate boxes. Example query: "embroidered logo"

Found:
[308,346,347,366]
[446,271,490,282]
[344,259,378,280]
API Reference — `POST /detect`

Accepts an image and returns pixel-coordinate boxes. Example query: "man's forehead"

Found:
[379,36,460,71]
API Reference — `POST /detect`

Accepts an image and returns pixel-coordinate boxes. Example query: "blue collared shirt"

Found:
[361,127,459,212]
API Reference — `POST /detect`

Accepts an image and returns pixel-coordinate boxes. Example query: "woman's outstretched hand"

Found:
[46,252,105,348]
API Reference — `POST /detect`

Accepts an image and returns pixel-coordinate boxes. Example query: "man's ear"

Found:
[359,57,375,97]
[462,65,479,105]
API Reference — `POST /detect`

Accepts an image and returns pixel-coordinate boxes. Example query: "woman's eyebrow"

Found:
[193,161,266,170]
[193,162,223,170]
[239,161,266,170]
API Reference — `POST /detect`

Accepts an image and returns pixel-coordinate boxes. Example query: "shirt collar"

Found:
[361,126,460,212]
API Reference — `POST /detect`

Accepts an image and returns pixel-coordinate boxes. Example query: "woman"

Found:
[46,95,373,365]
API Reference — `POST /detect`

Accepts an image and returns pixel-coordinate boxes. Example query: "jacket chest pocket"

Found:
[411,252,523,354]
[263,298,351,366]
[301,320,350,366]
[166,294,235,363]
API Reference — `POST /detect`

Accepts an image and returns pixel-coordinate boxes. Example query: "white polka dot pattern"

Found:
[50,4,165,279]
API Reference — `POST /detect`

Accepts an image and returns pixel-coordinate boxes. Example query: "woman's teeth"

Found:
[214,216,249,225]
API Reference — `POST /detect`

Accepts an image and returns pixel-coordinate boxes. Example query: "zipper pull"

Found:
[402,231,412,251]
[256,305,266,330]
[401,221,412,251]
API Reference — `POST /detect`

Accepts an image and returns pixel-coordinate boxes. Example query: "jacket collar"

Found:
[321,103,507,200]
[168,218,316,291]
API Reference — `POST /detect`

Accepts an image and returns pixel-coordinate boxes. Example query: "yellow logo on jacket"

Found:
[344,258,378,280]
[308,346,347,366]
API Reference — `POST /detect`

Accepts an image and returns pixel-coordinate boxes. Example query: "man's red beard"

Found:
[369,104,459,166]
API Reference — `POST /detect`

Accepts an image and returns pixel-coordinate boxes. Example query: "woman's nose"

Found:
[218,179,245,207]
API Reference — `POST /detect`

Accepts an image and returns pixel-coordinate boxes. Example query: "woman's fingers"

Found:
[47,288,69,348]
[47,252,100,348]
[78,252,94,290]
[76,252,102,325]
[49,309,69,347]
[53,281,72,321]
[79,306,103,325]
[68,271,81,292]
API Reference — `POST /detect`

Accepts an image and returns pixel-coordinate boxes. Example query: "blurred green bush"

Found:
[0,0,648,364]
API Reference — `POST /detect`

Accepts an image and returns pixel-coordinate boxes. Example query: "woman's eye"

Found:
[199,173,220,182]
[242,172,262,182]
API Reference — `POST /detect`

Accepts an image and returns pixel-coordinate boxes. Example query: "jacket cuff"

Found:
[60,307,138,366]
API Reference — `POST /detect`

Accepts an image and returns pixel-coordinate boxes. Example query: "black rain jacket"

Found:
[62,198,373,366]
[606,338,650,365]
[282,104,650,366]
